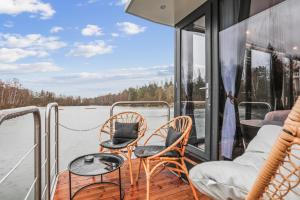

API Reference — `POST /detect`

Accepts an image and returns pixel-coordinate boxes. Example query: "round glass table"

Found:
[68,153,124,200]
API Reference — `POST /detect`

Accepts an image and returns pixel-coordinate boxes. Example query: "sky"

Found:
[0,0,174,97]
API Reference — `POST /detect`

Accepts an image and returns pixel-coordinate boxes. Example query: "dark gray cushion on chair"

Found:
[134,145,180,158]
[112,122,139,144]
[165,127,182,147]
[101,139,135,149]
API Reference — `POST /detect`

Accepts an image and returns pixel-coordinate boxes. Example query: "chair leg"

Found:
[127,147,134,185]
[136,158,142,183]
[146,160,151,200]
[146,173,150,200]
[175,164,182,178]
[180,158,199,200]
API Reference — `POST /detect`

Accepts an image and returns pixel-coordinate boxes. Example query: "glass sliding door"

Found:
[178,3,211,160]
[219,0,300,159]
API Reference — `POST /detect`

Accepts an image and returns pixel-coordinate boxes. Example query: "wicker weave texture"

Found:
[246,97,300,199]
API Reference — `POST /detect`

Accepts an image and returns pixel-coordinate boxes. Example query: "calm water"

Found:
[0,106,173,200]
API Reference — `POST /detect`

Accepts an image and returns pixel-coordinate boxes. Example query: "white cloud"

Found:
[0,0,55,19]
[3,21,14,28]
[115,0,129,6]
[88,0,99,3]
[81,25,103,37]
[76,0,99,6]
[111,33,119,37]
[0,62,62,74]
[50,26,64,33]
[0,33,66,62]
[68,40,113,58]
[0,33,67,50]
[0,48,47,63]
[117,22,146,35]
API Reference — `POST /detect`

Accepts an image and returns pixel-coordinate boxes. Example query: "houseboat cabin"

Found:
[127,0,300,162]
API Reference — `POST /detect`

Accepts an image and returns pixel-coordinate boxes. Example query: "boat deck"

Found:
[53,159,211,200]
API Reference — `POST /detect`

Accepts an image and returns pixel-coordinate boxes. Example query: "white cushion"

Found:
[189,125,282,200]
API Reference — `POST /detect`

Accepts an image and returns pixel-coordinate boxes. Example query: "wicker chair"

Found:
[134,116,198,200]
[246,97,300,199]
[98,111,147,185]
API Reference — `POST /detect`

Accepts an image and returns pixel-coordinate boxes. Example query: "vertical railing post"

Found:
[45,103,59,200]
[34,111,42,200]
[55,106,59,177]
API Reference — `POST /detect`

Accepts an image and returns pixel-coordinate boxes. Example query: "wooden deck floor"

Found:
[53,159,211,200]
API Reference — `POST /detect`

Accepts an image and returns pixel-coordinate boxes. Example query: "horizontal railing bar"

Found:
[50,161,56,175]
[110,101,171,121]
[50,174,58,195]
[41,160,47,169]
[238,101,272,111]
[111,100,170,105]
[50,179,56,194]
[0,144,37,184]
[41,185,47,200]
[0,106,39,125]
[24,178,37,200]
[141,115,169,118]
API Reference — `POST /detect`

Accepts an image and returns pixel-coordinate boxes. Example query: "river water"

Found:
[0,106,173,200]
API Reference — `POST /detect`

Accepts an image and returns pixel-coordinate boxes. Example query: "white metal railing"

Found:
[110,101,171,121]
[1,101,172,199]
[238,101,272,111]
[45,103,59,200]
[0,106,41,200]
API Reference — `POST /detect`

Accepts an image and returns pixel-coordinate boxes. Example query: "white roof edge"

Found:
[125,0,174,27]
[124,0,207,27]
[125,0,134,11]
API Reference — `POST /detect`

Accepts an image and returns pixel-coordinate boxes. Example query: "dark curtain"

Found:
[220,0,251,159]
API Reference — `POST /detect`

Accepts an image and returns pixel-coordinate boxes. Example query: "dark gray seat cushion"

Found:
[134,145,180,158]
[165,127,182,147]
[113,122,139,144]
[101,139,135,149]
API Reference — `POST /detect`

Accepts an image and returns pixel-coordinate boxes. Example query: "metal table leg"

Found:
[69,171,72,200]
[119,167,122,200]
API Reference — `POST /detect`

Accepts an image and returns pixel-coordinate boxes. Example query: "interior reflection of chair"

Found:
[134,116,198,200]
[189,97,300,200]
[98,111,147,185]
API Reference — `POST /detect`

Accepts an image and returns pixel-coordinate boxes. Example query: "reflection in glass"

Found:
[219,0,300,159]
[181,16,207,151]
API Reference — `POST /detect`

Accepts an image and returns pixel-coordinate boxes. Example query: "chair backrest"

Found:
[153,116,193,155]
[100,111,147,138]
[246,98,300,199]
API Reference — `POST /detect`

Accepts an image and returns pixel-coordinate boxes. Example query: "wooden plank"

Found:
[53,159,211,200]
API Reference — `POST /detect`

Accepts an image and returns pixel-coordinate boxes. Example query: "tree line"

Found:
[0,79,174,109]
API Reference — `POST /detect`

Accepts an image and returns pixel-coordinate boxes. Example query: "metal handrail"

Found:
[0,106,41,200]
[110,101,171,121]
[238,101,272,111]
[45,103,59,200]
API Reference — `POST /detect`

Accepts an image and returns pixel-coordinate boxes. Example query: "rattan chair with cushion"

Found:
[98,111,147,185]
[246,98,300,199]
[134,116,198,200]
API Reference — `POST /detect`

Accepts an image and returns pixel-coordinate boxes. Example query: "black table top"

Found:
[240,119,283,128]
[68,153,124,176]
